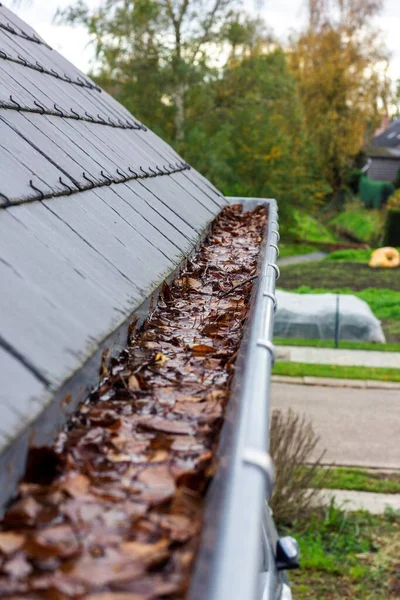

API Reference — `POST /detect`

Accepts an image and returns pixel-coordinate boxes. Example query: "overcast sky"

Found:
[7,0,400,80]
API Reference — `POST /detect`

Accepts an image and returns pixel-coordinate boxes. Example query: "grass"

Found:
[328,202,385,245]
[326,248,400,262]
[290,210,337,243]
[279,243,319,258]
[308,467,400,495]
[285,504,400,599]
[273,361,400,382]
[274,337,400,353]
[279,262,400,293]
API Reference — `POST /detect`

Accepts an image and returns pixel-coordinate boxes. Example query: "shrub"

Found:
[269,409,327,525]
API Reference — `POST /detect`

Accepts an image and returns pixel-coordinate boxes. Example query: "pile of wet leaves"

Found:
[0,204,267,599]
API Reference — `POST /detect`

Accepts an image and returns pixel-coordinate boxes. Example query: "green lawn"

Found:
[279,243,319,258]
[273,361,400,382]
[290,210,337,243]
[279,262,400,293]
[308,467,400,495]
[286,506,400,599]
[327,202,385,245]
[326,248,400,262]
[274,337,400,353]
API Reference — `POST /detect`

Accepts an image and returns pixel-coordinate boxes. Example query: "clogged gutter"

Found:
[0,204,267,599]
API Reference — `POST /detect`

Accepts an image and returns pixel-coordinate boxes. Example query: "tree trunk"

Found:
[174,83,185,141]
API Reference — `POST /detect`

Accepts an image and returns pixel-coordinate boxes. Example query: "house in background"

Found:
[365,117,400,181]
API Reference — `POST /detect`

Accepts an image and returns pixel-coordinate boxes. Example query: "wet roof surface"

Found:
[0,3,227,501]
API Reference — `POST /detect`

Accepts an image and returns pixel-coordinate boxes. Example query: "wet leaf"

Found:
[26,525,79,559]
[0,204,267,597]
[120,539,169,563]
[4,497,42,526]
[137,417,193,435]
[191,344,215,356]
[3,554,32,578]
[60,473,90,498]
[0,533,25,555]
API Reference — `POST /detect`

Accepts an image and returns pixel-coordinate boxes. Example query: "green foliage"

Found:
[279,243,319,258]
[393,168,400,189]
[183,51,329,228]
[286,507,400,599]
[328,201,385,244]
[273,361,400,382]
[309,467,400,494]
[326,247,400,262]
[346,168,363,195]
[289,209,337,242]
[57,1,329,231]
[359,175,395,209]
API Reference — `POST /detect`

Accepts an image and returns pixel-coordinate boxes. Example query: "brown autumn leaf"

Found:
[60,472,90,498]
[3,553,32,578]
[85,594,143,600]
[0,204,267,597]
[187,278,202,291]
[3,497,42,526]
[0,533,25,555]
[120,539,169,563]
[137,416,193,436]
[26,525,79,559]
[191,344,215,356]
[137,465,176,503]
[65,552,145,587]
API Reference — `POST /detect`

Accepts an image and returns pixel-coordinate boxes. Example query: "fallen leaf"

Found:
[0,533,25,555]
[138,465,176,502]
[187,278,202,290]
[60,473,90,498]
[3,554,32,578]
[137,417,193,435]
[191,344,215,356]
[26,525,79,559]
[4,497,42,526]
[120,539,169,563]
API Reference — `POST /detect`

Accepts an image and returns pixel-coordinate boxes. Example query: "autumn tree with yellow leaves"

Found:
[289,0,391,199]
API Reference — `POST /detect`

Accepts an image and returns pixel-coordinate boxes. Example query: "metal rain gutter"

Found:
[189,197,280,600]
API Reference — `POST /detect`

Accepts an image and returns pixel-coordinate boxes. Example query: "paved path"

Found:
[318,489,400,514]
[271,383,400,469]
[276,346,400,369]
[277,251,327,266]
[272,375,400,390]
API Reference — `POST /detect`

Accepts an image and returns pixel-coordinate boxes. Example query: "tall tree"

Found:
[183,49,329,224]
[57,0,244,141]
[289,0,390,197]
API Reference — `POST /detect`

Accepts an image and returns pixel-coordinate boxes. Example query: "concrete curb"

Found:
[272,375,400,390]
[317,489,400,514]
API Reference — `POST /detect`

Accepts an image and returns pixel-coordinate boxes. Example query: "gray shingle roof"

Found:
[0,4,227,507]
[371,118,400,149]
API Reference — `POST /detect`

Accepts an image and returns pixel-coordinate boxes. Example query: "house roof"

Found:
[365,146,400,159]
[371,117,400,149]
[0,4,227,506]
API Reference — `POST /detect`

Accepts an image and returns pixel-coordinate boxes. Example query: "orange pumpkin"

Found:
[369,247,400,268]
